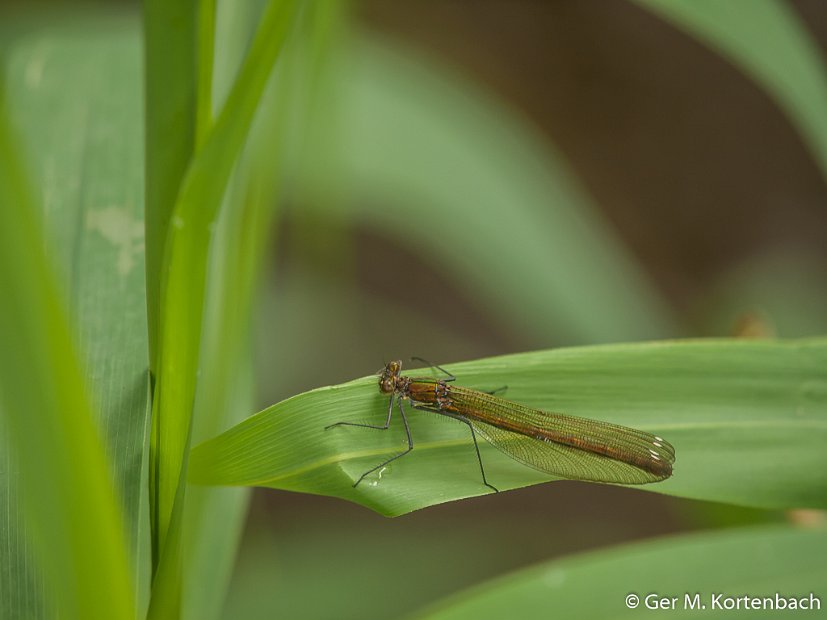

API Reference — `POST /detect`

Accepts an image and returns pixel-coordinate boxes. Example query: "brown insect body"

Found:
[379,360,674,485]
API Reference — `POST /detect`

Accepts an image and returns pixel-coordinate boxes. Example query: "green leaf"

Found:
[298,33,678,345]
[415,524,827,619]
[190,338,827,516]
[182,7,350,613]
[143,0,199,369]
[0,77,134,619]
[148,3,307,617]
[149,0,299,563]
[635,0,827,183]
[195,0,216,148]
[1,11,149,617]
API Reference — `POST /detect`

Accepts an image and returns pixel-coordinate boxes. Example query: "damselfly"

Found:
[326,359,675,492]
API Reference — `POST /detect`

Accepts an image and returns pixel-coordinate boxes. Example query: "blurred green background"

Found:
[1,1,826,618]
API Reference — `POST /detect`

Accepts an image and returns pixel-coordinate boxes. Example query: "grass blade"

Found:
[144,0,198,369]
[0,86,134,620]
[191,338,827,516]
[150,0,300,559]
[416,524,827,619]
[1,10,151,615]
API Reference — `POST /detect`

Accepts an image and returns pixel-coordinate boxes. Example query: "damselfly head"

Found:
[378,360,403,394]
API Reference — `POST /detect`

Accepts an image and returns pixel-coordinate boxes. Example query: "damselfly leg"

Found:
[326,395,416,488]
[410,403,498,493]
[410,356,456,381]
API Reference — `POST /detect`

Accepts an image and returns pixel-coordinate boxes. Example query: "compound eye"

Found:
[380,378,394,393]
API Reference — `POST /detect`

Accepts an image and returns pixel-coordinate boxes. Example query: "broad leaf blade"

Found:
[0,75,135,620]
[144,0,198,370]
[1,10,149,616]
[190,338,827,516]
[416,524,827,619]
